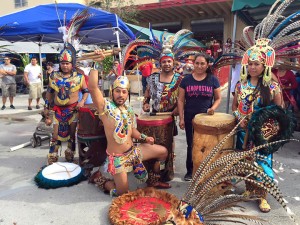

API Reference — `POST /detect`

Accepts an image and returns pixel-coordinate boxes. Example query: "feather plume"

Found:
[64,8,93,50]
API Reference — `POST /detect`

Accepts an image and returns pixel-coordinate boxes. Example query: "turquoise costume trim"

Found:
[102,99,135,144]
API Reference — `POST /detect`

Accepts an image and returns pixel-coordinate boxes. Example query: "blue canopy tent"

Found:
[0,3,135,63]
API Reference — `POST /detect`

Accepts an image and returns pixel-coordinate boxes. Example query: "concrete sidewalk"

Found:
[0,94,43,117]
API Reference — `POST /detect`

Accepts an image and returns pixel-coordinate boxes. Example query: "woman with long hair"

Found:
[178,53,221,181]
[232,51,283,213]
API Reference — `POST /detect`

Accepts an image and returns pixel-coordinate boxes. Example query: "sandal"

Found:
[242,190,253,198]
[148,181,171,189]
[258,198,271,213]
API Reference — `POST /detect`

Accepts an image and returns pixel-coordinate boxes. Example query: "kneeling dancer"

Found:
[88,56,169,196]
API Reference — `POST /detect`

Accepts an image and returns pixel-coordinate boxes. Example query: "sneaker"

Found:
[184,173,192,181]
[36,105,40,109]
[28,106,32,110]
[10,105,15,109]
[1,105,5,110]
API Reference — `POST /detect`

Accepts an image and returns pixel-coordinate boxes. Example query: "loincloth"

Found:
[106,146,148,183]
[52,102,78,141]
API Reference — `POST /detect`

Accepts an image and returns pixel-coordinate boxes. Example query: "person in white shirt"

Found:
[24,57,42,110]
[0,57,17,110]
[230,62,242,96]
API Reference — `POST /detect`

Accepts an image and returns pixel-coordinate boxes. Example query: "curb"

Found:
[0,109,43,118]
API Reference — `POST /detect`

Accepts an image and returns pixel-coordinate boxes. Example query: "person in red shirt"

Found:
[273,67,298,111]
[139,61,153,94]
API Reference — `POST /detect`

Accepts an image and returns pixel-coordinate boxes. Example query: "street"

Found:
[0,91,299,225]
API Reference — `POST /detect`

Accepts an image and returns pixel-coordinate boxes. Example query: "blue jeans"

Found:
[184,112,197,175]
[142,76,147,94]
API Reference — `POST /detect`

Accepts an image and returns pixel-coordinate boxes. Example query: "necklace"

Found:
[106,101,133,144]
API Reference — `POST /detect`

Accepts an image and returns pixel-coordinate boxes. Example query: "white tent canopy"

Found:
[0,41,59,54]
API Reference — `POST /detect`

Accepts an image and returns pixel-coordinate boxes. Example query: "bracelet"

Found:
[44,99,50,110]
[232,110,241,121]
[140,133,148,141]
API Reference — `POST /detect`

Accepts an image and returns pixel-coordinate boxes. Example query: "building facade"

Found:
[133,0,246,44]
[0,0,91,15]
[0,0,246,44]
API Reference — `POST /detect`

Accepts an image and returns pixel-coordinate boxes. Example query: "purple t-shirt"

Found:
[180,74,220,114]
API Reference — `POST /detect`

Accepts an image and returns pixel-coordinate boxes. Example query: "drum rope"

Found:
[44,162,79,178]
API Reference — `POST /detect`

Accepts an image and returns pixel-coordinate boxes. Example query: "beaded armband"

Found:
[81,88,89,94]
[233,110,241,121]
[47,86,55,93]
[140,133,148,141]
[44,99,50,109]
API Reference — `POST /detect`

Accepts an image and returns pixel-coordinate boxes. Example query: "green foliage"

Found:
[89,0,139,24]
[0,45,12,54]
[102,55,114,76]
[17,53,30,73]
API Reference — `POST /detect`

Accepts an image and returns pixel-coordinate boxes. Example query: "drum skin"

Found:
[136,114,174,181]
[192,113,235,175]
[77,106,107,175]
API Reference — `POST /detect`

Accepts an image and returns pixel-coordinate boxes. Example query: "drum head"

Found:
[109,188,180,225]
[34,162,85,189]
[136,114,173,126]
[248,105,296,154]
[137,114,172,121]
[193,113,235,126]
[193,113,236,135]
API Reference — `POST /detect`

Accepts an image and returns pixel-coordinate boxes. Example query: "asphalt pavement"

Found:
[0,90,299,225]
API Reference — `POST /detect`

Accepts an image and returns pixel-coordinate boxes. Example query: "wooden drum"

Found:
[192,113,235,175]
[77,106,107,175]
[136,114,174,181]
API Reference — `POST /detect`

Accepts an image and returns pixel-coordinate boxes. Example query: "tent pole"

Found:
[116,29,122,62]
[115,15,122,65]
[38,43,44,90]
[226,12,237,114]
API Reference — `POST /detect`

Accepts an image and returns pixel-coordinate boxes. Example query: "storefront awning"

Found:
[231,0,275,12]
[232,0,300,26]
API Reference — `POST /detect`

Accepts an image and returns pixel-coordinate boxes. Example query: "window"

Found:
[15,0,28,8]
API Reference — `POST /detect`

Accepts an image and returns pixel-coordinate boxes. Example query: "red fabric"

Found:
[52,102,78,114]
[212,43,220,52]
[139,62,153,77]
[78,107,95,118]
[119,197,171,224]
[213,65,230,87]
[160,56,174,62]
[273,69,298,101]
[116,64,122,76]
[84,75,89,86]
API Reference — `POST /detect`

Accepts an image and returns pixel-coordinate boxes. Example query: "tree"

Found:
[89,0,139,24]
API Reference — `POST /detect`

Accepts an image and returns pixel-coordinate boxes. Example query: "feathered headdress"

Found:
[213,0,300,86]
[57,8,93,67]
[121,29,204,73]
